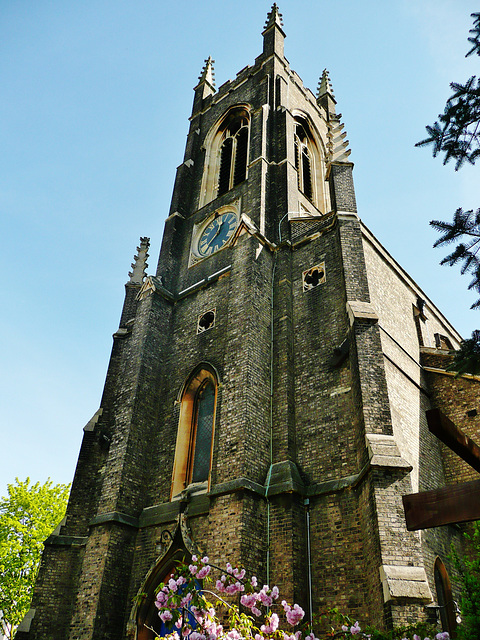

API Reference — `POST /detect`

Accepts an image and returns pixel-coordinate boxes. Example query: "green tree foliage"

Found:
[430,208,480,309]
[0,478,70,639]
[416,13,480,169]
[417,12,480,374]
[451,521,480,640]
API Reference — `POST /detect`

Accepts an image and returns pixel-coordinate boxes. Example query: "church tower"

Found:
[20,6,468,639]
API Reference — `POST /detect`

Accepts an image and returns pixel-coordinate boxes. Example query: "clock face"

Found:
[197,211,237,257]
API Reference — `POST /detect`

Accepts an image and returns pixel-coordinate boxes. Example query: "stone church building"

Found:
[19,5,480,640]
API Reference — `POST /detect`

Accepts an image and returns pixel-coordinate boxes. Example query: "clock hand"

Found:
[207,219,225,246]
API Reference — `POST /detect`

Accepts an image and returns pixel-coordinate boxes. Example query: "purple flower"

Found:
[285,603,305,626]
[252,607,262,617]
[261,612,279,634]
[197,566,211,579]
[159,610,173,623]
[350,621,361,635]
[189,564,198,575]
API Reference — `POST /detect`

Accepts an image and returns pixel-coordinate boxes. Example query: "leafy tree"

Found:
[416,12,480,374]
[451,521,480,640]
[0,478,70,639]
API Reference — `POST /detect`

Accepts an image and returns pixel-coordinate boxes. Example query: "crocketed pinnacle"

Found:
[197,56,215,88]
[317,69,335,100]
[128,237,150,284]
[264,3,284,30]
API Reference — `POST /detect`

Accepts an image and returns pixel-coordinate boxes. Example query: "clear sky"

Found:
[1,1,479,496]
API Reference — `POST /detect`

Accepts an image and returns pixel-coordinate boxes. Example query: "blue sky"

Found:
[1,1,479,495]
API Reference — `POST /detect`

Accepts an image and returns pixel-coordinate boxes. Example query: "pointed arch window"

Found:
[294,119,314,202]
[218,113,249,196]
[199,107,250,206]
[171,368,217,499]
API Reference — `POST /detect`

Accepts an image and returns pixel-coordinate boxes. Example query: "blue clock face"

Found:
[197,211,237,257]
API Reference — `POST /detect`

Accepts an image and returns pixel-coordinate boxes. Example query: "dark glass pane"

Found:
[302,148,313,201]
[218,138,233,195]
[233,127,248,186]
[192,383,215,483]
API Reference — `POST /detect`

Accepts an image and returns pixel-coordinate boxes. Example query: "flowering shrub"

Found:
[150,557,448,640]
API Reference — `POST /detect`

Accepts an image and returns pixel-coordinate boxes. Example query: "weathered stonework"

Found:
[21,6,472,640]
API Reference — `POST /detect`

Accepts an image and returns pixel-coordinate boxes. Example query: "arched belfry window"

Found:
[294,118,314,202]
[199,107,250,206]
[171,367,217,498]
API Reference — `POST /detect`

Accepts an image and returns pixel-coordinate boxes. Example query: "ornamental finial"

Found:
[128,237,150,284]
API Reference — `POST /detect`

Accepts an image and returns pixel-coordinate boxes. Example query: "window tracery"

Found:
[294,118,314,202]
[200,107,250,206]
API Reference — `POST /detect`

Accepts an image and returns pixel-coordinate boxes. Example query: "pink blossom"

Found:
[342,626,349,632]
[436,634,450,640]
[251,576,258,587]
[261,612,279,634]
[168,578,178,592]
[180,593,192,607]
[240,594,258,608]
[259,590,272,607]
[155,591,168,608]
[176,576,186,587]
[226,630,241,640]
[285,603,305,626]
[190,633,206,640]
[175,617,183,629]
[159,610,173,623]
[350,621,361,635]
[189,564,198,575]
[252,607,262,617]
[192,555,198,562]
[215,579,225,592]
[271,586,279,599]
[201,556,209,564]
[197,566,211,579]
[226,563,233,574]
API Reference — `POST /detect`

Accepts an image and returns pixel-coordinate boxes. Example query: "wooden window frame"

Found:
[171,367,217,499]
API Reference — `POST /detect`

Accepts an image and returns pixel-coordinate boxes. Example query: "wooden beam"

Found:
[426,408,480,473]
[403,479,480,530]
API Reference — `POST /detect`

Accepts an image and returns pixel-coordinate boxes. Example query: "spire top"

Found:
[128,237,149,284]
[317,69,335,100]
[197,56,215,89]
[264,3,284,31]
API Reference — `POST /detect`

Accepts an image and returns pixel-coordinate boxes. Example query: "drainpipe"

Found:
[305,498,313,622]
[266,212,290,586]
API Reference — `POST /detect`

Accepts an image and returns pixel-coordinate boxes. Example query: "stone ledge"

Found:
[366,433,412,470]
[346,300,378,325]
[379,565,432,603]
[45,534,88,547]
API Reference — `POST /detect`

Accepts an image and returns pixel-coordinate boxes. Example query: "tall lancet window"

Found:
[171,367,217,498]
[218,113,249,196]
[199,107,250,207]
[190,381,215,483]
[294,119,314,202]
